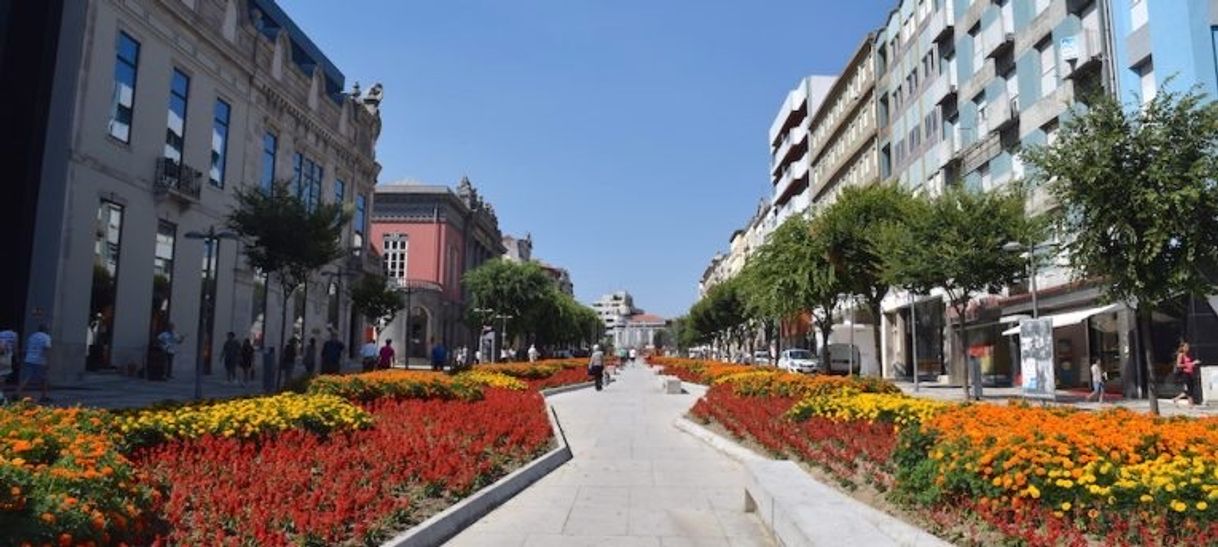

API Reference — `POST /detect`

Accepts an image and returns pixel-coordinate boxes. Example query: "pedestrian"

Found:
[360,338,379,372]
[320,332,344,375]
[474,349,483,364]
[302,337,317,377]
[240,338,255,385]
[430,338,447,371]
[1086,359,1106,403]
[1172,341,1200,406]
[221,332,241,384]
[528,344,540,363]
[280,337,298,387]
[0,327,16,389]
[379,339,395,370]
[157,323,184,379]
[18,324,51,402]
[588,344,606,391]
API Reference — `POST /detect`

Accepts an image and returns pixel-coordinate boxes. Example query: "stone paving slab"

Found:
[444,364,776,547]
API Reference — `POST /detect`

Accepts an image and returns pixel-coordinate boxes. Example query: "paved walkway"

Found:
[894,381,1218,418]
[446,364,775,547]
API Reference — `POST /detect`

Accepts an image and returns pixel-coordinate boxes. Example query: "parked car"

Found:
[824,343,862,375]
[777,349,819,374]
[752,350,772,366]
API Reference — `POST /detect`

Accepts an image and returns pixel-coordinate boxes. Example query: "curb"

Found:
[673,416,765,464]
[381,382,593,547]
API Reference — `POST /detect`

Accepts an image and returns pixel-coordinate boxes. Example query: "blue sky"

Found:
[282,0,893,317]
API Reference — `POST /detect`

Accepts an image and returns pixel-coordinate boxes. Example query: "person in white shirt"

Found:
[360,339,379,372]
[19,324,51,402]
[1086,360,1106,403]
[528,344,540,363]
[157,323,185,380]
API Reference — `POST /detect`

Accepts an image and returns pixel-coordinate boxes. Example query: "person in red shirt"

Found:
[1173,341,1200,406]
[378,339,396,370]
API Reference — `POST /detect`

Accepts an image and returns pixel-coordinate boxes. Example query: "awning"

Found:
[1001,303,1122,336]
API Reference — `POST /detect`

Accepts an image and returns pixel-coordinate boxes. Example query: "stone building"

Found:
[19,0,382,385]
[369,178,506,364]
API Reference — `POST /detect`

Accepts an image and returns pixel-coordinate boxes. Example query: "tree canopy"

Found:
[349,274,405,328]
[463,258,600,347]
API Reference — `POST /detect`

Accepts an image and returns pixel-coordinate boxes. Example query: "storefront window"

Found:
[88,201,124,370]
[151,220,176,342]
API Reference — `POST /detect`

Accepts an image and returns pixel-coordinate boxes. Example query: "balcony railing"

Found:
[154,157,202,202]
[981,17,1014,59]
[927,8,953,43]
[979,93,1019,135]
[928,73,958,107]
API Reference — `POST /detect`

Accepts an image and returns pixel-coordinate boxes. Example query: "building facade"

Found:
[769,75,837,222]
[807,37,881,207]
[502,233,533,263]
[370,178,505,363]
[22,0,383,385]
[619,313,668,351]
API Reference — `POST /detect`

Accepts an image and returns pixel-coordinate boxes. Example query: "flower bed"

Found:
[685,357,1218,545]
[136,389,552,546]
[3,363,585,546]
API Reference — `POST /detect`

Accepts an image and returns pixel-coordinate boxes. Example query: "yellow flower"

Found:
[1172,500,1188,513]
[1060,502,1072,511]
[1140,494,1153,503]
[1198,501,1209,511]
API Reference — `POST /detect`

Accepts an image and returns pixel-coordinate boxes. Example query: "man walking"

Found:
[378,339,395,370]
[18,325,51,402]
[528,344,540,363]
[221,332,241,384]
[430,338,447,371]
[588,344,606,391]
[157,323,184,380]
[321,332,345,375]
[360,338,379,372]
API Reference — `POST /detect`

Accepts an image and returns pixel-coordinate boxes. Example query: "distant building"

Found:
[539,262,575,296]
[592,291,636,342]
[502,233,533,262]
[769,75,837,222]
[370,177,505,361]
[620,313,667,350]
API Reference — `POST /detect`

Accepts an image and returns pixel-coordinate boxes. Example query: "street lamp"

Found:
[1003,241,1054,319]
[909,291,920,393]
[184,226,238,400]
[473,307,513,362]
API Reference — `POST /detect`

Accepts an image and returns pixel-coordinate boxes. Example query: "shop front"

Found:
[1001,303,1124,392]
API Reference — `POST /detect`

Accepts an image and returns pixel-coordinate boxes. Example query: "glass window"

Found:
[198,238,218,370]
[353,194,367,254]
[88,201,124,369]
[383,234,408,282]
[292,153,323,209]
[334,179,346,204]
[108,32,140,143]
[1039,40,1058,97]
[165,69,190,162]
[151,220,176,340]
[1138,60,1157,105]
[210,99,230,187]
[970,25,984,77]
[261,132,277,193]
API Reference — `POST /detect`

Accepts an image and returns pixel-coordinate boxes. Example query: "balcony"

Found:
[1060,28,1103,80]
[932,133,958,170]
[771,119,810,175]
[928,73,958,107]
[154,157,202,204]
[927,8,953,43]
[981,17,1014,60]
[772,153,810,206]
[981,93,1019,133]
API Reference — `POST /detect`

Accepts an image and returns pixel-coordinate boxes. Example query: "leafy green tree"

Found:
[227,182,349,383]
[463,259,553,343]
[349,274,405,328]
[739,216,844,363]
[1024,88,1218,414]
[811,183,916,375]
[876,186,1038,398]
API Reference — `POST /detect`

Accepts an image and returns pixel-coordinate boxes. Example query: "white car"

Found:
[752,351,772,366]
[778,349,819,374]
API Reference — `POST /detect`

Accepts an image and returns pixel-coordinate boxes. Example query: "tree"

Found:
[227,182,349,386]
[811,183,916,376]
[876,186,1038,398]
[349,274,405,328]
[464,259,599,350]
[1024,87,1218,414]
[739,216,844,364]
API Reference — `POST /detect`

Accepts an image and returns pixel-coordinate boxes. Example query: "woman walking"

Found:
[1172,341,1200,406]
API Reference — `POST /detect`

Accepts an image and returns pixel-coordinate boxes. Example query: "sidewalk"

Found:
[445,363,775,547]
[894,381,1218,418]
[2,360,427,409]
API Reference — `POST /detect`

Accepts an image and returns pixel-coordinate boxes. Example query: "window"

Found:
[88,201,124,368]
[383,234,408,283]
[970,25,984,76]
[1130,0,1148,29]
[353,194,367,254]
[979,162,992,191]
[334,179,345,204]
[1138,60,1157,105]
[1039,40,1058,97]
[165,69,190,162]
[108,32,140,143]
[210,99,230,187]
[292,153,323,209]
[151,220,176,338]
[975,93,990,135]
[261,132,277,193]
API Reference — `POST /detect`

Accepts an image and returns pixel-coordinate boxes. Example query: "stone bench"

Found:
[744,459,948,546]
[657,375,683,394]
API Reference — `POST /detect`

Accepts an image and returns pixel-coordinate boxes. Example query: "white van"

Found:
[824,344,862,375]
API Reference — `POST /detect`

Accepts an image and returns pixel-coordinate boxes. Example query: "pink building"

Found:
[371,178,504,361]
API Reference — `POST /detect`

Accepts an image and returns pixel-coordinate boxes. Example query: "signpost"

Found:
[1019,318,1056,401]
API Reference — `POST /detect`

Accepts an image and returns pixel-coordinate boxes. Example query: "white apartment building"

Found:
[768,75,836,222]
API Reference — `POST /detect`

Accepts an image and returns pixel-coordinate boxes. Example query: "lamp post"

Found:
[1002,241,1054,319]
[184,226,238,400]
[910,291,920,392]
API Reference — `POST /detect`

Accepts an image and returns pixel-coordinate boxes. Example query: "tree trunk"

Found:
[278,282,291,390]
[867,298,884,378]
[953,303,971,400]
[1138,307,1160,415]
